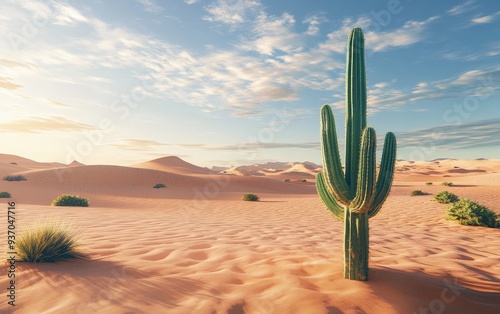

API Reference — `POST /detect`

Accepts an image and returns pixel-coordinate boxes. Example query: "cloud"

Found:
[0,77,22,90]
[0,116,93,133]
[203,0,261,24]
[398,118,500,151]
[109,139,168,151]
[136,0,164,15]
[470,12,500,24]
[303,14,328,36]
[184,0,199,4]
[199,142,320,151]
[330,66,500,114]
[53,3,87,25]
[447,1,476,15]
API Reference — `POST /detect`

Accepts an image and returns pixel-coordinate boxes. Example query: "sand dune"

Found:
[133,156,214,175]
[0,155,499,313]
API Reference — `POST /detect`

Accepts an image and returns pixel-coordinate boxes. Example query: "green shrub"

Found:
[51,194,89,207]
[153,183,166,189]
[242,193,259,201]
[301,179,307,182]
[411,190,427,196]
[433,191,459,204]
[3,175,27,181]
[284,179,290,182]
[16,220,86,262]
[446,199,499,228]
[425,182,433,185]
[441,182,453,186]
[0,192,11,198]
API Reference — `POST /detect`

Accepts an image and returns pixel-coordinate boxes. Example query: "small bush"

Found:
[16,220,86,262]
[10,162,17,165]
[153,183,166,189]
[425,182,433,185]
[301,179,307,183]
[4,175,27,181]
[243,193,259,201]
[411,190,427,196]
[441,182,453,186]
[0,192,12,198]
[284,178,290,182]
[433,191,459,204]
[446,199,499,228]
[51,194,89,207]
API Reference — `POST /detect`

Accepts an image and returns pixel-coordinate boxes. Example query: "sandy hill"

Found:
[133,156,214,175]
[223,161,321,177]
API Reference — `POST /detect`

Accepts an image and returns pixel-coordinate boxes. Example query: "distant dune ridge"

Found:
[0,153,499,313]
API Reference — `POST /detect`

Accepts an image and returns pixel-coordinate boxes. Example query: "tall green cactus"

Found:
[315,28,397,281]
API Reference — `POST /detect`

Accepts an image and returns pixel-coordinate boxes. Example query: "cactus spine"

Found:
[315,28,397,281]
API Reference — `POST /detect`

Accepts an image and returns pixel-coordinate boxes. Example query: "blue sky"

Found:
[0,0,499,167]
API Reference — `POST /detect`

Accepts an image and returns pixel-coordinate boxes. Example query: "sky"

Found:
[0,0,499,167]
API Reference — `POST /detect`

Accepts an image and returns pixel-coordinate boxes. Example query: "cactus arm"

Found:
[320,104,351,204]
[368,132,397,218]
[316,172,345,221]
[350,127,377,213]
[345,27,367,192]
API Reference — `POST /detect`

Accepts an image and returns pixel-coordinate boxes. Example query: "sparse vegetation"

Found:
[0,192,12,198]
[446,199,499,228]
[411,190,427,196]
[3,175,27,181]
[10,162,17,165]
[153,183,166,189]
[16,220,86,262]
[51,194,89,207]
[441,182,453,187]
[425,182,433,185]
[242,193,259,201]
[284,179,290,182]
[433,191,459,204]
[301,179,307,182]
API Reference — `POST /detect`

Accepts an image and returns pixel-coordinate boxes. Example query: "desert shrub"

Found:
[51,194,89,207]
[411,190,427,196]
[3,175,26,181]
[16,220,86,262]
[441,182,453,186]
[242,193,259,201]
[425,182,433,185]
[446,199,499,228]
[10,162,17,165]
[433,191,459,204]
[0,192,12,198]
[153,183,166,189]
[284,179,290,182]
[301,179,307,182]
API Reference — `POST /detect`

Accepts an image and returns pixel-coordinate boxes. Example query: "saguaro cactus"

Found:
[315,28,397,281]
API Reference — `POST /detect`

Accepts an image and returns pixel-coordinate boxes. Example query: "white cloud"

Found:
[184,0,199,4]
[303,14,328,36]
[447,1,476,15]
[53,3,87,25]
[203,0,261,24]
[136,0,164,15]
[470,12,500,24]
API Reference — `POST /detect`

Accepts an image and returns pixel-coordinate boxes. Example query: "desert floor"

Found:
[0,155,499,313]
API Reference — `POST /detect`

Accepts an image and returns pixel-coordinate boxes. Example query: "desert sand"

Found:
[0,154,499,313]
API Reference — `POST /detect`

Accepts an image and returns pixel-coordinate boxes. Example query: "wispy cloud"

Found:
[398,118,500,150]
[110,139,168,151]
[447,0,477,15]
[0,77,22,90]
[0,116,93,133]
[330,66,500,114]
[470,11,500,25]
[203,0,261,24]
[303,13,328,36]
[136,0,164,15]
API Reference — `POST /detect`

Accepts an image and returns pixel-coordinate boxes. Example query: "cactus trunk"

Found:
[315,27,397,281]
[344,210,369,280]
